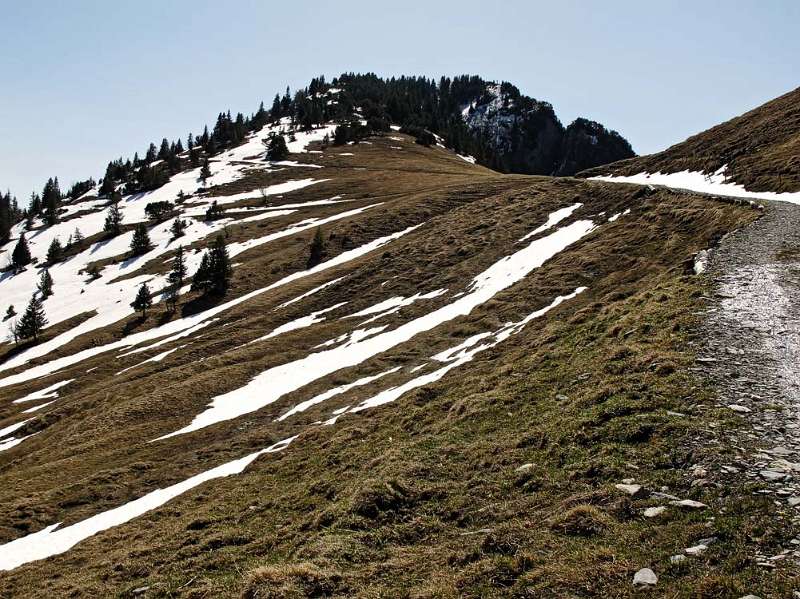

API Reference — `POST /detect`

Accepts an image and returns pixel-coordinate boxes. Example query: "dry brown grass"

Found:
[582,86,800,192]
[0,133,791,597]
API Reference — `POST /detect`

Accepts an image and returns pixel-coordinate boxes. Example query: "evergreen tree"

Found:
[307,227,325,268]
[190,252,212,293]
[157,138,171,161]
[204,200,222,221]
[0,193,11,244]
[46,237,63,263]
[270,94,282,121]
[208,234,232,294]
[73,227,85,246]
[131,283,152,317]
[29,192,42,215]
[4,305,15,321]
[166,245,187,309]
[42,177,61,226]
[104,201,123,236]
[145,142,158,163]
[129,223,152,256]
[265,133,289,161]
[190,235,232,295]
[38,269,53,298]
[16,294,47,341]
[11,233,31,270]
[170,216,186,238]
[200,158,211,183]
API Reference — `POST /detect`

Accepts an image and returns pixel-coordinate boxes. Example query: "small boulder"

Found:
[643,506,666,518]
[670,499,707,510]
[685,544,708,556]
[760,470,787,482]
[615,483,642,496]
[633,568,658,587]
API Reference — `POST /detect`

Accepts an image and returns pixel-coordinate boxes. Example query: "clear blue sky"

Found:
[1,0,797,202]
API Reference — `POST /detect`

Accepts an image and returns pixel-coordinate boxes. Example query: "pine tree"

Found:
[204,200,222,221]
[46,237,63,263]
[29,192,42,215]
[16,294,47,341]
[166,245,187,310]
[131,283,152,317]
[157,138,170,161]
[42,177,61,226]
[190,252,212,293]
[73,227,84,246]
[104,201,123,236]
[208,234,232,294]
[200,158,211,183]
[0,193,11,244]
[38,269,53,298]
[145,142,158,163]
[170,216,186,238]
[11,233,31,270]
[130,223,152,256]
[307,227,325,268]
[265,133,289,161]
[4,305,15,321]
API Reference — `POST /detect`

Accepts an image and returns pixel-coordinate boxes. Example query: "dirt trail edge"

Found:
[697,200,800,564]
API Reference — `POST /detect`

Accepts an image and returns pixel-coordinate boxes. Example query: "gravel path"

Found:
[696,200,800,564]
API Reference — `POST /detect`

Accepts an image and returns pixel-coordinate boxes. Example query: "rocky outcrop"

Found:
[460,84,635,176]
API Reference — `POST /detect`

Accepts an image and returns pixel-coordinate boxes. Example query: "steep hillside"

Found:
[1,117,796,597]
[582,86,800,198]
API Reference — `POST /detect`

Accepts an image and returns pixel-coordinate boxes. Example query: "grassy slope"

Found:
[0,136,794,597]
[581,86,800,193]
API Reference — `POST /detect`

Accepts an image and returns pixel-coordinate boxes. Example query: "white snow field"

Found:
[0,119,340,363]
[0,225,422,389]
[591,168,800,205]
[0,436,296,571]
[156,214,598,440]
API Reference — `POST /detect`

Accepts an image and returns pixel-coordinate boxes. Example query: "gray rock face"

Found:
[460,83,634,176]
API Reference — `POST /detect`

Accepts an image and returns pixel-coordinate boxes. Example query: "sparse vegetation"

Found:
[306,226,325,268]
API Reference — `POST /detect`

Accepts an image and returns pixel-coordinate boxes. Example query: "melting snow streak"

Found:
[0,436,295,571]
[158,217,596,439]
